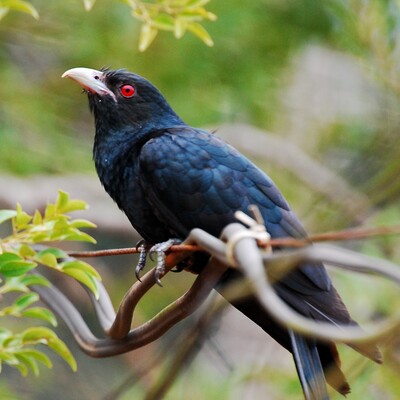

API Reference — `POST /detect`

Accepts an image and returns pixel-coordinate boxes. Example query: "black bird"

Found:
[63,67,381,398]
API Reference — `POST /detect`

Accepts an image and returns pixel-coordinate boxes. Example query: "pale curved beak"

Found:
[62,67,116,101]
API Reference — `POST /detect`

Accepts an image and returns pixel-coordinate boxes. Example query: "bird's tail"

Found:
[289,329,330,400]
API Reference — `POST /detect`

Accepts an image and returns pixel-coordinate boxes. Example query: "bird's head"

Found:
[62,67,183,136]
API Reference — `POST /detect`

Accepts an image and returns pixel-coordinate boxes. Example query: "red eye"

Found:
[120,84,135,98]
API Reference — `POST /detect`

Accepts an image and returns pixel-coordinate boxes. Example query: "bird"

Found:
[63,67,381,398]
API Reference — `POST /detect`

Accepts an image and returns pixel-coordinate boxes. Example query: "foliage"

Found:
[0,0,216,51]
[0,0,38,20]
[0,191,99,376]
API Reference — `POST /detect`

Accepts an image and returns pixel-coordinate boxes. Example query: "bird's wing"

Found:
[139,126,333,294]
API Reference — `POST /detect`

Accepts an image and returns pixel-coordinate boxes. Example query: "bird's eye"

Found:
[120,84,136,98]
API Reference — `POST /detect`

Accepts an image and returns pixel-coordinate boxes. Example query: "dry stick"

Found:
[67,225,400,259]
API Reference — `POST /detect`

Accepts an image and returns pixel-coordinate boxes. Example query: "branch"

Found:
[66,223,400,258]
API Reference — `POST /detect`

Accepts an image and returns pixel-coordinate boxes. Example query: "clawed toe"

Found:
[135,240,150,281]
[134,239,181,285]
[149,239,181,286]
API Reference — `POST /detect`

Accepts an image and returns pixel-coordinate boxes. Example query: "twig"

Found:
[67,224,400,259]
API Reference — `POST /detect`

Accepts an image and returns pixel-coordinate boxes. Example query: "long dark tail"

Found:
[289,329,329,400]
[223,294,351,398]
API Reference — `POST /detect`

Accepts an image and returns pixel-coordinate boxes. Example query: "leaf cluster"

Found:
[128,0,217,51]
[0,191,99,376]
[0,0,216,51]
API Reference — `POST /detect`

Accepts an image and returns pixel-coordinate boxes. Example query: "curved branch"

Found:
[33,253,227,357]
[220,223,400,346]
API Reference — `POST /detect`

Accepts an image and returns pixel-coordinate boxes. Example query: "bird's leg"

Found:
[135,240,152,281]
[149,239,182,286]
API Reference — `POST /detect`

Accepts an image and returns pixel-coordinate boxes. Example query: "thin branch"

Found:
[67,224,400,258]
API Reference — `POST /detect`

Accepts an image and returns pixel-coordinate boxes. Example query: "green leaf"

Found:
[60,260,101,280]
[44,204,56,219]
[22,328,76,371]
[54,190,69,212]
[187,22,214,46]
[32,210,42,225]
[0,210,17,224]
[14,292,39,309]
[19,349,52,369]
[83,0,96,11]
[0,0,39,19]
[174,17,187,38]
[22,326,55,344]
[62,266,99,298]
[0,252,21,263]
[151,13,175,31]
[37,247,68,259]
[0,7,10,21]
[14,352,40,376]
[13,361,29,376]
[186,0,211,9]
[62,199,88,213]
[34,248,68,267]
[47,337,77,372]
[64,230,96,244]
[0,328,12,344]
[14,203,32,230]
[55,191,88,213]
[0,258,36,277]
[21,307,57,327]
[18,244,36,258]
[70,219,97,229]
[0,352,19,365]
[139,23,159,52]
[34,252,58,268]
[0,274,49,293]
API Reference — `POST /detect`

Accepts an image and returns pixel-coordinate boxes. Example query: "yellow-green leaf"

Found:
[83,0,96,11]
[70,219,97,229]
[0,0,39,19]
[61,260,101,280]
[34,252,58,268]
[14,353,40,376]
[151,13,175,31]
[62,267,99,298]
[32,210,42,225]
[18,244,36,258]
[22,307,57,327]
[139,23,159,52]
[0,210,17,224]
[15,292,39,309]
[22,326,56,343]
[0,7,10,20]
[174,17,187,38]
[15,203,32,229]
[0,254,36,277]
[22,327,76,371]
[187,22,214,46]
[19,349,52,369]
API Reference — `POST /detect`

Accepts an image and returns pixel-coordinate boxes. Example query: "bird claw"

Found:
[135,240,150,281]
[149,239,181,286]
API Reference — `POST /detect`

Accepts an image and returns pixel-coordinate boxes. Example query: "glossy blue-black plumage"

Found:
[85,69,357,396]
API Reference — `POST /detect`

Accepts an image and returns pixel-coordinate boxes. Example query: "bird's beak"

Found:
[62,67,116,101]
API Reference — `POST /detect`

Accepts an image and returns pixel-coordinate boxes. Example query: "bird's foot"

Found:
[135,240,151,281]
[149,239,182,286]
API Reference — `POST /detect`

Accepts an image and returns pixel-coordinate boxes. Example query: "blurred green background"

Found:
[1,0,400,399]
